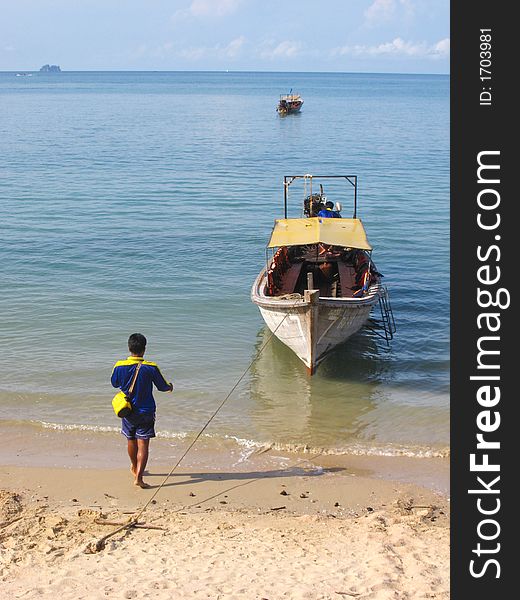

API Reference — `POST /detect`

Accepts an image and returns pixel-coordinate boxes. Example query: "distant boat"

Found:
[277,92,303,115]
[16,73,32,77]
[251,174,396,374]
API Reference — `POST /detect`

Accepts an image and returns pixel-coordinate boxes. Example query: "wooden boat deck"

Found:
[337,263,357,298]
[279,262,304,294]
[275,260,358,298]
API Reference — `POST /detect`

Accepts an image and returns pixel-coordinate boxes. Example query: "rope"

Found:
[86,298,303,553]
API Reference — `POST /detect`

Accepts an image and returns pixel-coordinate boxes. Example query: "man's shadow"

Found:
[146,465,344,485]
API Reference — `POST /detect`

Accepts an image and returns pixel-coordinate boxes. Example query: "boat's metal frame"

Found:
[283,174,358,218]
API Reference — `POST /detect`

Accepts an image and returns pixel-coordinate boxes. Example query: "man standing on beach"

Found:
[111,333,173,488]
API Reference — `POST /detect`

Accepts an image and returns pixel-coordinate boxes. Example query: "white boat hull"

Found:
[251,269,380,373]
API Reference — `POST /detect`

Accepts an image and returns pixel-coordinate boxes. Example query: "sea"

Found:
[0,71,449,461]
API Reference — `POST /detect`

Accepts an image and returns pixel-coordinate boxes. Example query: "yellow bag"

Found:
[112,363,142,418]
[112,391,132,418]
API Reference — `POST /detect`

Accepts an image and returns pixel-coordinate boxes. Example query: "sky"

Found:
[1,0,450,73]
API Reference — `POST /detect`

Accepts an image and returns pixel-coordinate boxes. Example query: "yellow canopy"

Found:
[267,217,372,250]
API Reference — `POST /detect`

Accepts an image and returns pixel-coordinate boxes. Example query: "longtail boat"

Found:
[277,92,303,115]
[251,175,395,374]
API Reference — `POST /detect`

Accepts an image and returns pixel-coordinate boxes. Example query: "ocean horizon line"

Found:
[2,69,449,77]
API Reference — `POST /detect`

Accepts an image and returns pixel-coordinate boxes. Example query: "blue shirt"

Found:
[111,356,173,414]
[317,208,341,218]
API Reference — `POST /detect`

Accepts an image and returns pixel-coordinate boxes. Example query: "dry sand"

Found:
[0,455,449,600]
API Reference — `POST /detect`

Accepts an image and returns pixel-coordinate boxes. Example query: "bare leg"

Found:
[134,439,151,488]
[127,439,138,476]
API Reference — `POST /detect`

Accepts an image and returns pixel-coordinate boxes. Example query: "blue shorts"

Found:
[121,412,156,440]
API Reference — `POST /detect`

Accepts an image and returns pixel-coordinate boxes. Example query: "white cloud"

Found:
[433,38,450,57]
[364,0,415,25]
[365,0,395,23]
[133,35,245,62]
[178,46,206,61]
[259,40,303,60]
[224,35,246,58]
[189,0,242,16]
[178,36,246,60]
[333,37,450,59]
[172,0,242,22]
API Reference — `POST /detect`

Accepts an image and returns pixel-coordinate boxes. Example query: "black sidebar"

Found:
[451,3,514,598]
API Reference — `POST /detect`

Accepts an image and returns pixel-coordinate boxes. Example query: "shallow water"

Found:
[0,71,449,457]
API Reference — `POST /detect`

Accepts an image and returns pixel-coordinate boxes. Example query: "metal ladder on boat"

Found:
[368,286,397,343]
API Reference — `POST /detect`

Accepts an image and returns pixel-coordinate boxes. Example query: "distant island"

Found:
[39,64,61,72]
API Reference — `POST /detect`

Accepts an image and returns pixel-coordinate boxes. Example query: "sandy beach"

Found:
[1,426,449,600]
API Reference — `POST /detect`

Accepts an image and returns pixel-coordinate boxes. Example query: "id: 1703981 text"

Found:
[480,29,492,106]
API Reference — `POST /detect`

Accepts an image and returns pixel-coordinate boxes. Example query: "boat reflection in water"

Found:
[247,326,391,451]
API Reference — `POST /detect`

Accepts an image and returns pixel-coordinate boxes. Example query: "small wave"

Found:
[156,430,188,440]
[37,421,120,434]
[36,420,189,440]
[31,421,449,458]
[222,435,450,459]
